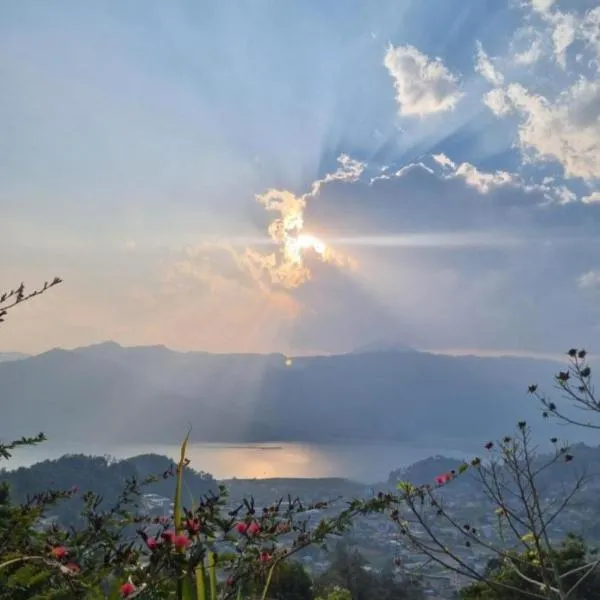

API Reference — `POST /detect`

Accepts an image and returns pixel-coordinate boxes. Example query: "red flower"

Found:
[161,529,175,542]
[235,522,249,534]
[51,546,68,559]
[248,522,261,536]
[260,551,272,563]
[186,518,201,534]
[226,576,235,586]
[146,537,159,550]
[173,534,191,550]
[434,473,452,486]
[120,582,136,598]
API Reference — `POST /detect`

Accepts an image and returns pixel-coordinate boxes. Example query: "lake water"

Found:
[3,440,475,483]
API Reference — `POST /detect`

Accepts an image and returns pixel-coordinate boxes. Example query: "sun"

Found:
[285,233,328,265]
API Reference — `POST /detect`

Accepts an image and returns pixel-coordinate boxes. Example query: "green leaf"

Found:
[195,562,207,600]
[174,427,192,535]
[208,551,218,600]
[396,481,414,494]
[182,576,196,600]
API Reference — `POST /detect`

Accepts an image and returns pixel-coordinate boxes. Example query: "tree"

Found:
[386,422,594,599]
[315,543,423,600]
[460,535,600,599]
[263,561,314,600]
[315,587,351,600]
[528,348,598,431]
[362,350,600,600]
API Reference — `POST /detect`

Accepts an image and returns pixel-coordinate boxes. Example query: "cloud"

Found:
[293,154,600,352]
[4,148,600,356]
[383,44,463,117]
[476,2,600,185]
[583,191,600,204]
[247,155,361,289]
[474,41,504,86]
[483,88,512,117]
[433,153,515,193]
[511,27,544,65]
[497,80,600,181]
[578,270,600,289]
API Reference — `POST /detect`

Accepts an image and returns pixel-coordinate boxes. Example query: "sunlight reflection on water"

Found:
[5,441,473,483]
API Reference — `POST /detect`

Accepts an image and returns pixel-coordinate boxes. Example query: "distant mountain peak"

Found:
[351,340,416,355]
[0,352,29,363]
[74,341,174,355]
[80,341,123,352]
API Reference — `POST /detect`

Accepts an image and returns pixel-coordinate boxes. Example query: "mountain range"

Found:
[0,341,588,447]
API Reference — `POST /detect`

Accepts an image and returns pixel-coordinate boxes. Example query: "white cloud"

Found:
[583,191,600,204]
[550,12,577,68]
[581,8,600,62]
[383,44,463,117]
[453,163,516,194]
[311,153,365,195]
[483,88,513,117]
[552,185,577,204]
[432,153,456,169]
[487,79,600,181]
[433,153,516,193]
[512,27,544,65]
[529,0,555,13]
[578,270,600,289]
[479,2,600,182]
[432,153,579,203]
[526,0,599,69]
[475,41,504,85]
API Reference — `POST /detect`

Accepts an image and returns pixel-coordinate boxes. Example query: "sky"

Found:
[1,0,599,356]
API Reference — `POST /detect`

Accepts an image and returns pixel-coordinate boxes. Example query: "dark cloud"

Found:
[263,160,600,354]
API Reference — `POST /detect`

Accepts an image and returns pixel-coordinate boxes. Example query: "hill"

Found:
[0,342,577,446]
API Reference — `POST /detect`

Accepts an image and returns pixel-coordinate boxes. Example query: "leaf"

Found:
[396,481,414,494]
[181,576,197,600]
[208,551,218,600]
[174,427,192,536]
[195,562,207,600]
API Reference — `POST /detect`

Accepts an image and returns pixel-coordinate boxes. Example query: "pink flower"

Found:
[248,522,261,536]
[120,582,136,598]
[173,534,191,550]
[50,546,68,559]
[434,473,452,486]
[186,518,201,534]
[146,537,159,550]
[161,529,175,543]
[235,522,249,534]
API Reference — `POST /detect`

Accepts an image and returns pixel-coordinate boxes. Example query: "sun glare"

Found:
[285,233,327,265]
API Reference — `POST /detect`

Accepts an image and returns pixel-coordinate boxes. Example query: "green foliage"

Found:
[315,587,351,600]
[246,561,313,600]
[460,535,600,599]
[315,543,423,600]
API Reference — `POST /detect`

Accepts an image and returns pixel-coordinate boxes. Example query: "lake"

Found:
[4,440,475,483]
